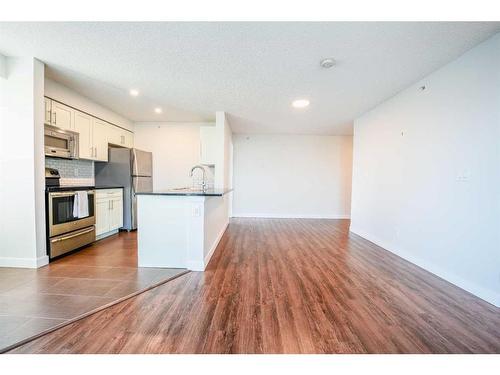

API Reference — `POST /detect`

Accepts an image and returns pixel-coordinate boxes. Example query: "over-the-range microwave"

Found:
[44,124,79,159]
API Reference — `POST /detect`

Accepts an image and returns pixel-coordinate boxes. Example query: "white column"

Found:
[0,57,47,267]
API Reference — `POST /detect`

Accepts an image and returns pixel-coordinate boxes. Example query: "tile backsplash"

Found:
[45,157,95,186]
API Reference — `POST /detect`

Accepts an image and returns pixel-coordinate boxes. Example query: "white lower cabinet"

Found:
[96,189,124,239]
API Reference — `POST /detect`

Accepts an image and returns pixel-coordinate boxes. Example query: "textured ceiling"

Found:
[0,22,498,134]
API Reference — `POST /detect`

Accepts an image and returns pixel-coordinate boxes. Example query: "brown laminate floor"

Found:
[0,232,187,352]
[7,218,500,354]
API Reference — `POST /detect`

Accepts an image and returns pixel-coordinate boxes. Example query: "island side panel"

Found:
[185,197,205,271]
[137,195,191,268]
[202,195,230,268]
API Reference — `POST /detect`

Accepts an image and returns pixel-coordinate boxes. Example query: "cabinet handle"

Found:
[94,147,97,158]
[53,112,57,125]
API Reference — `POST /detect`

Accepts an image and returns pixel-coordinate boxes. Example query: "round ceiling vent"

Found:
[320,58,336,69]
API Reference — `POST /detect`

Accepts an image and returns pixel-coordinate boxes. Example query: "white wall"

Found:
[0,57,47,267]
[0,53,6,79]
[232,134,353,218]
[45,78,133,131]
[350,33,500,307]
[133,122,215,190]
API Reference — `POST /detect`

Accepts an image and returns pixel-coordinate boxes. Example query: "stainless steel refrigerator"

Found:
[95,148,153,230]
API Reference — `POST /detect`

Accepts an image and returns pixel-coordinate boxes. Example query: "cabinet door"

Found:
[92,119,109,162]
[74,110,93,160]
[107,126,122,146]
[95,199,110,236]
[124,132,134,148]
[109,197,123,230]
[52,101,74,130]
[44,98,52,125]
[200,126,217,165]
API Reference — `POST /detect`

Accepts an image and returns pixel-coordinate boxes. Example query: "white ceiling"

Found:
[0,22,498,134]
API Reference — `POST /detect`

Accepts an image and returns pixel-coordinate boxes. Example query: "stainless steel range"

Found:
[45,168,96,260]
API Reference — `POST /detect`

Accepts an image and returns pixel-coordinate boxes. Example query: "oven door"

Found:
[48,190,96,237]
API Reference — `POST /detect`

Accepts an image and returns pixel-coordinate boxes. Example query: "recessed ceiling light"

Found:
[320,58,336,69]
[292,99,310,109]
[154,107,163,114]
[129,89,139,97]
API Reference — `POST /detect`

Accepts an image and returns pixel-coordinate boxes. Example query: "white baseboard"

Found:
[186,260,204,272]
[36,255,49,268]
[0,254,49,269]
[96,229,119,241]
[232,213,351,219]
[349,225,500,308]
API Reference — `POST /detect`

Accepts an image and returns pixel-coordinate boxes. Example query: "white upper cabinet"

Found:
[51,101,74,131]
[124,131,133,148]
[93,119,110,162]
[44,97,52,125]
[200,126,217,166]
[43,96,134,162]
[74,110,93,160]
[108,125,133,148]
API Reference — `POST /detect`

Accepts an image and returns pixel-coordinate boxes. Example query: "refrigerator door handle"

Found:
[132,149,139,178]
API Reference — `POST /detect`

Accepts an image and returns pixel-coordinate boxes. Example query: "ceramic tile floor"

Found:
[0,231,187,352]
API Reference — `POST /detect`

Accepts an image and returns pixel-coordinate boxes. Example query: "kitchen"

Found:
[0,71,232,352]
[43,77,232,265]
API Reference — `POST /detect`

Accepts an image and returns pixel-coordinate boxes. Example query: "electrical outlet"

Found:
[456,169,470,182]
[192,206,201,217]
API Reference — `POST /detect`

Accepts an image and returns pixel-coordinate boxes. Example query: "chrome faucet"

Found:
[190,165,207,191]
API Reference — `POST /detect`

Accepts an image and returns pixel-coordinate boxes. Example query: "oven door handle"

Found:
[50,227,95,243]
[50,190,95,197]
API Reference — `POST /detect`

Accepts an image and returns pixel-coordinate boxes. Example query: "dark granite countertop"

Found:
[94,186,124,190]
[135,188,233,197]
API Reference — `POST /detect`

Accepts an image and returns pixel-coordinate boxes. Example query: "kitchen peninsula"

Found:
[135,188,233,271]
